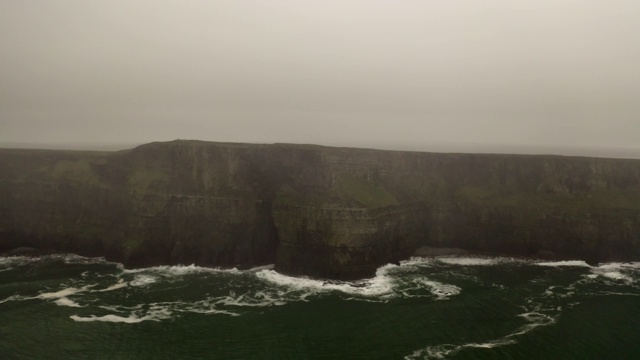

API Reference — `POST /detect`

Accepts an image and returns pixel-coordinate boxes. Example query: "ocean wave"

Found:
[98,280,128,292]
[586,263,638,284]
[55,297,82,307]
[38,285,95,300]
[405,310,555,359]
[34,280,129,308]
[536,260,591,267]
[70,314,154,324]
[570,262,640,286]
[122,264,243,276]
[399,257,437,267]
[255,265,397,299]
[71,302,173,323]
[119,264,246,288]
[254,263,466,304]
[599,271,633,283]
[0,294,27,305]
[0,256,39,270]
[0,254,120,275]
[401,256,533,268]
[96,299,241,320]
[0,255,33,264]
[72,266,466,322]
[416,279,461,300]
[436,257,504,266]
[129,274,158,287]
[23,260,464,324]
[405,338,516,360]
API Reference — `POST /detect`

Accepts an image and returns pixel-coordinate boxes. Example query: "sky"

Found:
[1,0,639,156]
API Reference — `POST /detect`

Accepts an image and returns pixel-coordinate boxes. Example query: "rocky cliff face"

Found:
[1,140,639,279]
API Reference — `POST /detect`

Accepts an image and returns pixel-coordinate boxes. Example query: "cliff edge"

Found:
[1,140,639,279]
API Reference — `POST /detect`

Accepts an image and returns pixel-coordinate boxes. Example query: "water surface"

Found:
[1,254,639,359]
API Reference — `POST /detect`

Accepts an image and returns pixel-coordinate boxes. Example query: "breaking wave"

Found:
[0,254,471,322]
[2,253,638,341]
[536,260,591,267]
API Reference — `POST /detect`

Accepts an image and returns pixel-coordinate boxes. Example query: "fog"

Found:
[1,1,639,157]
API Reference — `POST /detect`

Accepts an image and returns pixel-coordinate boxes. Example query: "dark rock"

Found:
[1,140,640,279]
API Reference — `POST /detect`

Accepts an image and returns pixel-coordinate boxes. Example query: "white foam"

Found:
[71,304,173,324]
[0,256,39,271]
[406,308,556,359]
[255,265,396,298]
[536,260,591,267]
[518,312,553,324]
[143,300,234,318]
[130,274,158,287]
[159,299,244,315]
[36,285,99,308]
[596,263,622,271]
[415,279,461,300]
[253,262,469,304]
[595,262,640,272]
[58,254,107,264]
[599,271,633,283]
[181,306,240,317]
[437,257,499,266]
[401,256,528,268]
[583,263,638,284]
[0,256,32,265]
[215,293,286,308]
[70,314,150,323]
[123,264,241,276]
[99,304,143,312]
[32,280,128,308]
[246,264,275,272]
[1,254,119,270]
[93,299,244,320]
[0,295,24,304]
[98,279,128,292]
[405,338,516,360]
[55,297,82,307]
[38,286,92,299]
[399,257,437,267]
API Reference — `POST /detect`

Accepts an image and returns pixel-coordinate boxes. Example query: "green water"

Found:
[1,255,639,359]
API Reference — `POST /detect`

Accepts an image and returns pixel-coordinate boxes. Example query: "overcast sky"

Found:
[1,1,639,156]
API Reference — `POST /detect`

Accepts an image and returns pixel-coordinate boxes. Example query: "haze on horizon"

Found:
[1,1,639,158]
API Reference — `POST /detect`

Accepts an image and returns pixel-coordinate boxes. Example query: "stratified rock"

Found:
[1,140,639,279]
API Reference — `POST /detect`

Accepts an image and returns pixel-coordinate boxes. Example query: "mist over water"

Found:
[1,254,639,359]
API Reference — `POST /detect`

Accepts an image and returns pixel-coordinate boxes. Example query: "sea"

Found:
[1,254,639,359]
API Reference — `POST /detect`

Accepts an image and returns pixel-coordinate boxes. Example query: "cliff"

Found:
[1,140,639,279]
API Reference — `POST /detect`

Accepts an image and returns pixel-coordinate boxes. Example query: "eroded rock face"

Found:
[272,203,428,280]
[1,140,639,279]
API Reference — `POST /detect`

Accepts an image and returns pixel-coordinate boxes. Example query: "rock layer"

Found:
[1,140,639,279]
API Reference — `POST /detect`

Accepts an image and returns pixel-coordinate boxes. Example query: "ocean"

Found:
[1,254,639,359]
